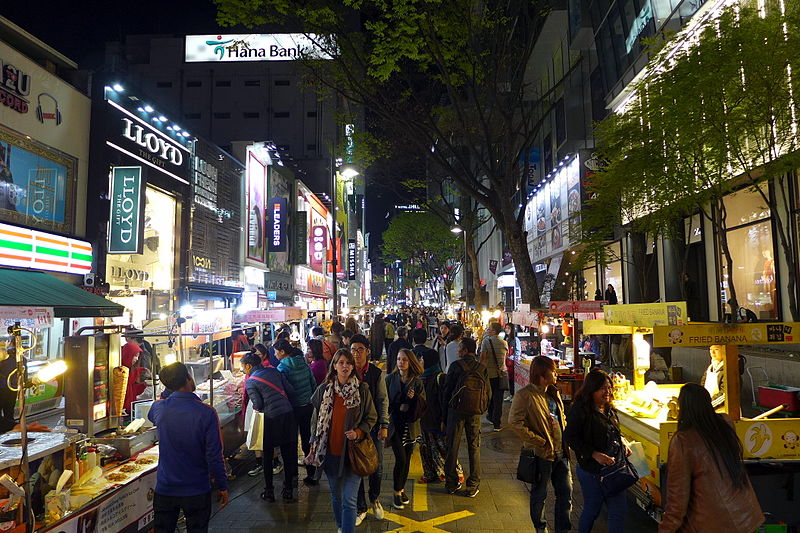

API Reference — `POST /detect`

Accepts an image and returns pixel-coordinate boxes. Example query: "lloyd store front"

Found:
[90,84,190,329]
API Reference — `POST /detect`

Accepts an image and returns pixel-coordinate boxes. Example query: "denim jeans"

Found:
[445,410,481,490]
[325,456,362,533]
[529,456,573,532]
[356,431,384,513]
[576,465,627,533]
[389,430,415,492]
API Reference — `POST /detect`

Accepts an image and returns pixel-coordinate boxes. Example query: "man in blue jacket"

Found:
[148,362,228,533]
[275,338,319,485]
[242,352,297,502]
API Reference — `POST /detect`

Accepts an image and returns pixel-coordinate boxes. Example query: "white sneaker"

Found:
[355,512,367,526]
[372,500,385,520]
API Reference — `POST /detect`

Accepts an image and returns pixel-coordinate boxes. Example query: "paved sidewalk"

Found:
[209,416,657,533]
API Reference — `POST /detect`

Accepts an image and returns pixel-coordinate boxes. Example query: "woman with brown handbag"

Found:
[306,349,377,533]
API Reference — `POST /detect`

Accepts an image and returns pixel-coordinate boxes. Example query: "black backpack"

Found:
[421,371,446,430]
[449,359,489,415]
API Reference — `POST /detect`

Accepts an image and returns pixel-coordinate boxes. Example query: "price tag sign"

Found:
[0,306,54,329]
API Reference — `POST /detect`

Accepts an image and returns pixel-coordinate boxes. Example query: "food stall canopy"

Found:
[0,268,124,317]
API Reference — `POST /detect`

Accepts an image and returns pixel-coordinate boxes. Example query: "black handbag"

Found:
[597,451,639,496]
[516,449,540,483]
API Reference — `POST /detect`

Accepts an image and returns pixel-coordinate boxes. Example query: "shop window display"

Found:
[107,187,177,326]
[720,220,777,320]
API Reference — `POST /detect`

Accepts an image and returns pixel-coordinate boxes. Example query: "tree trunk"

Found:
[465,232,484,309]
[713,199,739,321]
[498,210,542,309]
[766,176,799,320]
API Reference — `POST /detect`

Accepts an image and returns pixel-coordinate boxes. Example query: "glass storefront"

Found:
[604,241,623,302]
[720,187,777,320]
[106,186,177,326]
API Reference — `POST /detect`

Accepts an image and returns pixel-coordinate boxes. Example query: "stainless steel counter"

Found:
[0,432,81,470]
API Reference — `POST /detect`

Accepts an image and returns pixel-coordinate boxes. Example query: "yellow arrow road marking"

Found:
[383,510,474,533]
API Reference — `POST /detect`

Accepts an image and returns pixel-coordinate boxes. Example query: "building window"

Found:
[306,144,317,151]
[184,112,201,119]
[274,111,290,118]
[156,81,173,88]
[274,80,290,86]
[215,80,231,87]
[721,186,776,319]
[186,80,202,87]
[213,112,231,119]
[243,112,260,119]
[307,111,317,118]
[244,80,261,87]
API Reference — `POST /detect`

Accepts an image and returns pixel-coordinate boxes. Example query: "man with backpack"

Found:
[480,321,509,431]
[440,337,490,498]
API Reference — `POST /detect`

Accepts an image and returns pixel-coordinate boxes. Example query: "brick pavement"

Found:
[208,415,657,533]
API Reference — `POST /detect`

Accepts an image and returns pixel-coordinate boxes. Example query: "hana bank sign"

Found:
[185,34,331,62]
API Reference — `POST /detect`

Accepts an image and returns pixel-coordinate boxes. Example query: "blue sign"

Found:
[267,290,277,301]
[268,197,288,252]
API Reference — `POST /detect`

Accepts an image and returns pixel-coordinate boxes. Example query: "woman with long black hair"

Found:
[659,383,763,533]
[563,369,629,533]
[385,348,427,509]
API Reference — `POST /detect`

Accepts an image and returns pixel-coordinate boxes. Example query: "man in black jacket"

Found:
[440,337,490,498]
[387,327,412,373]
[411,328,438,370]
[350,334,389,524]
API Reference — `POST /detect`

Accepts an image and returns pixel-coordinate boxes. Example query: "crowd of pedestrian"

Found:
[146,310,766,533]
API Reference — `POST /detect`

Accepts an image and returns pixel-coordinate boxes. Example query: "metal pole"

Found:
[331,167,338,320]
[463,230,469,311]
[11,323,31,533]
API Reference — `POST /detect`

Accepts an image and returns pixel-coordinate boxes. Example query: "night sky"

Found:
[1,0,401,268]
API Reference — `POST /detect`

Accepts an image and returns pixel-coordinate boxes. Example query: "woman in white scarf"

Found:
[307,349,377,533]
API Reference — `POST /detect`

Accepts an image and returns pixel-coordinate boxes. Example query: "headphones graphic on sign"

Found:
[36,93,62,125]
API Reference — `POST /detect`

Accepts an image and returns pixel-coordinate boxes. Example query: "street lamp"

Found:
[451,225,469,310]
[332,166,358,319]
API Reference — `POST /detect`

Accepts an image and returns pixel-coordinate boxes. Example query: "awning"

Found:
[0,268,124,317]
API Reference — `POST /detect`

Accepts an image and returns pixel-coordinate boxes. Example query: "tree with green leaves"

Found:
[579,2,800,319]
[381,211,461,303]
[215,0,569,309]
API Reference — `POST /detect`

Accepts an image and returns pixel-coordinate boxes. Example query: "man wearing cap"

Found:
[148,362,228,533]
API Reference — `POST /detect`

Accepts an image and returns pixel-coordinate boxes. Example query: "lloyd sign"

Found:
[108,166,144,254]
[106,101,191,182]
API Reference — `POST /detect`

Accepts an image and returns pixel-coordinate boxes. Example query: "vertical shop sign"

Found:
[108,166,144,254]
[292,211,307,265]
[246,151,266,263]
[348,239,356,280]
[310,225,327,267]
[268,197,288,252]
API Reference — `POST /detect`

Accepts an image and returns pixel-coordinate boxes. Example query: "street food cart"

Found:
[652,322,800,527]
[581,302,688,520]
[585,302,800,526]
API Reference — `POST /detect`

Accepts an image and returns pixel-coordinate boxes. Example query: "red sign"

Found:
[548,300,607,314]
[310,225,327,267]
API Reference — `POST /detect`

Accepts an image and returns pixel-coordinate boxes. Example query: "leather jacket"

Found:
[659,424,764,533]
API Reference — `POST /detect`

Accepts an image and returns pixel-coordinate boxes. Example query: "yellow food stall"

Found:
[586,303,800,525]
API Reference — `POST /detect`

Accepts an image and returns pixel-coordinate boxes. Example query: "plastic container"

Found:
[757,385,800,412]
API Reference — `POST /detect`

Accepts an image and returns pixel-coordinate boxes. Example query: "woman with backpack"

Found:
[385,349,427,509]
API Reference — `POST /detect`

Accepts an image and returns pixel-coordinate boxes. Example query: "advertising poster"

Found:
[549,172,563,249]
[0,127,75,233]
[246,150,267,263]
[267,165,292,273]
